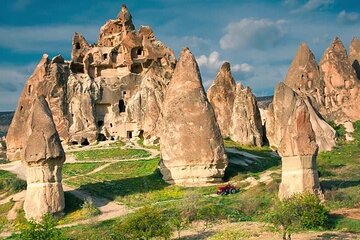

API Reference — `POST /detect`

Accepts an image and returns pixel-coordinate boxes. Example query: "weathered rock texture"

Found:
[268,83,321,199]
[207,63,263,146]
[23,97,65,220]
[7,4,175,160]
[319,37,360,122]
[159,48,227,186]
[285,38,360,124]
[349,37,360,80]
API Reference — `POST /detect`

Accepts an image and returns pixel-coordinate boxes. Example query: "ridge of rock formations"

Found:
[268,83,321,199]
[207,62,263,146]
[285,37,360,124]
[7,4,175,160]
[319,37,360,122]
[23,97,65,220]
[159,48,227,186]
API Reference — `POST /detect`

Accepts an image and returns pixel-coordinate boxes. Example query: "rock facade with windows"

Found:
[6,4,175,160]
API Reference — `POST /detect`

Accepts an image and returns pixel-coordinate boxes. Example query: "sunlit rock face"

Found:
[7,4,176,160]
[23,97,66,221]
[159,48,228,186]
[267,83,321,199]
[207,62,263,146]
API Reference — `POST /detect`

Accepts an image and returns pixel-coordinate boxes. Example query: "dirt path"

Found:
[332,208,360,220]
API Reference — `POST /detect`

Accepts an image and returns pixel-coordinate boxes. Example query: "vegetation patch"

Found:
[0,170,26,197]
[62,162,105,178]
[73,148,150,161]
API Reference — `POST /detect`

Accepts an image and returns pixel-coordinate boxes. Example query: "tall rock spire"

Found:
[159,48,227,186]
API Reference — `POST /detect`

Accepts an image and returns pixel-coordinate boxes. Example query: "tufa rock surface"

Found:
[230,84,263,146]
[23,97,65,220]
[207,62,263,146]
[159,48,227,186]
[268,83,321,199]
[7,4,175,160]
[319,37,360,122]
[207,62,236,138]
[349,37,360,81]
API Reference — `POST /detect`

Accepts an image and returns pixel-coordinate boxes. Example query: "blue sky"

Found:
[0,0,359,111]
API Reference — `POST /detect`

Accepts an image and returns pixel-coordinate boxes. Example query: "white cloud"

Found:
[196,51,253,73]
[220,18,286,50]
[337,10,359,24]
[292,0,334,13]
[0,25,98,53]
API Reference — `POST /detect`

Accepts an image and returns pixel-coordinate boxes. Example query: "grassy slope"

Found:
[72,148,150,161]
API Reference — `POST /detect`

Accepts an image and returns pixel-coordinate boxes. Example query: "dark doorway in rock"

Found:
[119,100,126,113]
[139,130,144,139]
[103,53,108,60]
[75,42,81,50]
[137,48,142,56]
[71,141,78,145]
[110,123,113,127]
[81,138,89,146]
[97,120,104,127]
[127,131,133,139]
[130,63,143,74]
[97,133,106,142]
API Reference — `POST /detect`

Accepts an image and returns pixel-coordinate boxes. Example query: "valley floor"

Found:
[0,132,359,239]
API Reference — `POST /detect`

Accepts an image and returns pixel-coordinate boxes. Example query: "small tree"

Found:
[266,193,328,240]
[113,206,172,240]
[13,214,68,240]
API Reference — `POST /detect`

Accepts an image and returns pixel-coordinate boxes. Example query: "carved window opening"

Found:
[103,53,108,60]
[119,100,126,113]
[28,85,32,94]
[81,138,89,146]
[97,133,106,142]
[75,42,81,50]
[110,123,113,127]
[127,131,133,139]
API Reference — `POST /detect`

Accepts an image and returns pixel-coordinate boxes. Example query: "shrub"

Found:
[12,214,68,240]
[112,206,172,240]
[266,193,328,240]
[327,121,346,142]
[81,197,100,217]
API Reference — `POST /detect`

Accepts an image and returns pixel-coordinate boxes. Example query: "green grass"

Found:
[0,170,26,197]
[62,162,105,178]
[328,215,360,232]
[62,219,116,240]
[0,201,14,232]
[109,140,126,147]
[73,148,151,161]
[318,121,360,209]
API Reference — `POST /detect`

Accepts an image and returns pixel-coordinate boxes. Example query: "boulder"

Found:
[23,96,65,220]
[268,83,321,199]
[159,48,227,186]
[207,62,263,146]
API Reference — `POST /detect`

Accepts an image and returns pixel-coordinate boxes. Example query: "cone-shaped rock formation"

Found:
[159,48,227,186]
[268,83,321,199]
[23,96,65,220]
[207,62,263,146]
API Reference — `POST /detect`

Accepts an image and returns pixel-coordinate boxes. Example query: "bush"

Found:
[81,197,100,217]
[266,193,328,240]
[112,206,172,240]
[12,214,68,240]
[328,121,346,142]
